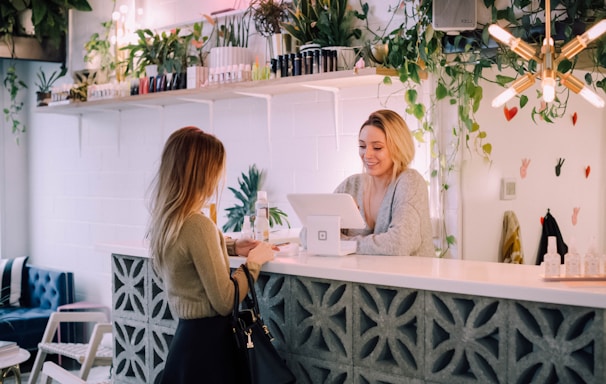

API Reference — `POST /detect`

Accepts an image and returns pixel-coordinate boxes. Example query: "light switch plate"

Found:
[500,178,516,200]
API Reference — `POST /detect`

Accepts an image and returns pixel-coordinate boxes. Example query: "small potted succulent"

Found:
[35,66,67,106]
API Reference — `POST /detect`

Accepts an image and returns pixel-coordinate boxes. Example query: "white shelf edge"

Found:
[36,67,398,115]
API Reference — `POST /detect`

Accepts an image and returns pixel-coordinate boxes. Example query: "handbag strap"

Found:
[240,264,261,315]
[230,276,240,326]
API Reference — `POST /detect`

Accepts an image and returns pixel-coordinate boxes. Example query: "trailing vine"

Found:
[363,0,606,256]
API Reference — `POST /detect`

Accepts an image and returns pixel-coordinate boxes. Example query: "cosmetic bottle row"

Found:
[542,236,606,280]
[271,49,340,79]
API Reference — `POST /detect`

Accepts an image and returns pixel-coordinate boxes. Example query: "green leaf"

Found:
[405,89,418,105]
[495,75,515,86]
[520,95,529,108]
[436,82,448,100]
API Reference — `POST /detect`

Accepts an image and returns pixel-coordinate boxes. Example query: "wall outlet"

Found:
[501,178,516,200]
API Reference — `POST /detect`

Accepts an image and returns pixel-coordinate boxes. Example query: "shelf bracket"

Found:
[300,85,341,149]
[178,99,215,133]
[233,92,273,153]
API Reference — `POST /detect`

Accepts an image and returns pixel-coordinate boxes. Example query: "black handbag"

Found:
[231,264,296,384]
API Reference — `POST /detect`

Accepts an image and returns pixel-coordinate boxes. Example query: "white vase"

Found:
[324,47,357,71]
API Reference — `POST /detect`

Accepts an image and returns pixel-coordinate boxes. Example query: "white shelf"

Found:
[36,67,398,115]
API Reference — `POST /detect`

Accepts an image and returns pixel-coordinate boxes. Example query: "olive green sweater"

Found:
[157,212,260,319]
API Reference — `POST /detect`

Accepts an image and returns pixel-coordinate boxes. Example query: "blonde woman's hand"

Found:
[246,242,275,265]
[235,238,260,256]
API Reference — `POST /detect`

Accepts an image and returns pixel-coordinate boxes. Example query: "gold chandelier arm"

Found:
[491,73,536,107]
[556,20,606,64]
[488,25,540,62]
[558,72,605,108]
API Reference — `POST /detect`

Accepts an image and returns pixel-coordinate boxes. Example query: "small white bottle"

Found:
[240,215,253,240]
[564,238,581,276]
[255,191,269,219]
[544,236,561,277]
[254,209,270,242]
[584,238,600,276]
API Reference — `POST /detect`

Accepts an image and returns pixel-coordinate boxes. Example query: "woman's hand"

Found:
[246,242,275,265]
[234,238,260,256]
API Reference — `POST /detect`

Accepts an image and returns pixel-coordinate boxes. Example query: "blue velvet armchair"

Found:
[0,265,75,351]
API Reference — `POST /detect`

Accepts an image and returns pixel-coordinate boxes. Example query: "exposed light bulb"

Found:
[579,87,605,108]
[120,5,129,14]
[584,19,606,41]
[112,11,121,21]
[488,25,513,45]
[492,88,517,108]
[542,76,556,102]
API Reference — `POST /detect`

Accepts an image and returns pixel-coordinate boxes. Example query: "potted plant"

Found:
[208,11,253,71]
[282,0,364,47]
[223,164,289,233]
[0,0,91,139]
[34,65,67,106]
[250,0,289,59]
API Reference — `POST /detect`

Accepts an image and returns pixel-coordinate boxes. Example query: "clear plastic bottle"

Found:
[240,215,253,240]
[254,209,269,242]
[544,236,561,277]
[584,238,600,276]
[564,238,581,276]
[255,191,269,219]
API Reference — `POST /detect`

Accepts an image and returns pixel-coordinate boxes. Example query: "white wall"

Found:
[1,0,604,310]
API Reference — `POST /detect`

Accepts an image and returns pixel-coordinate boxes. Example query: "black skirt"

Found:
[160,316,242,384]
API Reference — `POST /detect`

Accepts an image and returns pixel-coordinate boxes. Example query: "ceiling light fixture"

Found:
[489,0,606,108]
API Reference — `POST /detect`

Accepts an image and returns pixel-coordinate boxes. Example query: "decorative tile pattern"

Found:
[253,273,291,352]
[113,317,148,384]
[290,354,353,384]
[291,276,353,364]
[112,254,147,322]
[509,300,605,384]
[148,262,176,328]
[353,284,425,379]
[112,255,606,384]
[424,292,507,383]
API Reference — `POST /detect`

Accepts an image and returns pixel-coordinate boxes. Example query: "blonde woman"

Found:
[335,109,434,256]
[147,126,274,383]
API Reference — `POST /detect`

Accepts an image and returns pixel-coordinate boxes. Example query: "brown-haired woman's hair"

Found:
[359,109,415,181]
[147,126,226,270]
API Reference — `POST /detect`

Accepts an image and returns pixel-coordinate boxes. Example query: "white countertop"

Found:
[98,241,606,309]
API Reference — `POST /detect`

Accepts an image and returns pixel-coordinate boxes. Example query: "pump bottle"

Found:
[564,238,581,276]
[543,236,561,277]
[584,238,600,276]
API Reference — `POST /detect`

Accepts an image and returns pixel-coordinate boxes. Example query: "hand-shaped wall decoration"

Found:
[555,158,565,176]
[572,207,580,226]
[520,158,531,179]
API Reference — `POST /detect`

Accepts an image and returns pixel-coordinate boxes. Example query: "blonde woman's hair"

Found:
[359,109,415,181]
[147,126,226,271]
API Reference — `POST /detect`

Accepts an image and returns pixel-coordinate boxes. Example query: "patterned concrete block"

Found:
[289,353,353,384]
[290,276,353,365]
[255,272,291,353]
[112,254,148,322]
[353,284,425,379]
[353,366,426,384]
[508,300,605,384]
[148,262,177,329]
[148,323,175,384]
[424,291,508,384]
[113,316,149,384]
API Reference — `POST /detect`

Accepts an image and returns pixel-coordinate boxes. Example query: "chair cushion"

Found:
[0,306,54,350]
[0,256,29,307]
